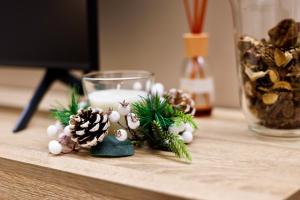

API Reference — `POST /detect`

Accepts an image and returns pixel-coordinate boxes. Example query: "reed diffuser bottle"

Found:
[180,0,214,116]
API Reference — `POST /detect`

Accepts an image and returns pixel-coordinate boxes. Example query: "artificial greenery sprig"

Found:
[132,95,197,161]
[50,89,82,126]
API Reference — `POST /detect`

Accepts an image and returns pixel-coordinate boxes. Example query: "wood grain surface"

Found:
[1,106,300,200]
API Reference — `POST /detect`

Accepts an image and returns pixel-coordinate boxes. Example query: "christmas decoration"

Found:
[47,125,59,138]
[151,83,164,97]
[115,129,128,142]
[69,107,110,148]
[165,89,196,116]
[48,140,63,155]
[47,86,198,162]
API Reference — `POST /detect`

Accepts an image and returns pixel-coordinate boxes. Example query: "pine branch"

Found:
[151,121,191,161]
[50,89,80,126]
[173,110,198,129]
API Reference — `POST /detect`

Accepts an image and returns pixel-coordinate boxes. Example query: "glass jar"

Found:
[230,0,300,137]
[180,33,214,116]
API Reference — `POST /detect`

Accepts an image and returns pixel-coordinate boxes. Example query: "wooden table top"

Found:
[1,106,300,200]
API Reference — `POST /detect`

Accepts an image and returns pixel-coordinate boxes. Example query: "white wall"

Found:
[0,0,239,107]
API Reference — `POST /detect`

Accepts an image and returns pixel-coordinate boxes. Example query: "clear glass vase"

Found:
[230,0,300,137]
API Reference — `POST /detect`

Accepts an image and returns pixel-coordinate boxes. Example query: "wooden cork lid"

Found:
[183,33,208,57]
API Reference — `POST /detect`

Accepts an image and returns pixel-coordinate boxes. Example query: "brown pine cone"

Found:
[69,107,110,148]
[165,89,196,116]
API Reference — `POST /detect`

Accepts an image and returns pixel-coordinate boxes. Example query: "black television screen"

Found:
[0,0,98,70]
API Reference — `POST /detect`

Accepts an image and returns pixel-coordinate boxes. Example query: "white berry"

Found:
[168,122,185,134]
[63,125,71,136]
[118,102,131,115]
[48,140,63,155]
[116,129,128,141]
[133,81,143,90]
[151,83,164,97]
[184,123,194,133]
[55,121,63,131]
[47,125,59,138]
[79,101,88,109]
[181,131,193,144]
[109,111,121,122]
[127,113,140,130]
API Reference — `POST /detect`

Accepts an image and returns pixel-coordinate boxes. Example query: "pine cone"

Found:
[69,107,110,148]
[165,89,196,116]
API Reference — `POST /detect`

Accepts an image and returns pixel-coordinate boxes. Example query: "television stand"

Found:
[13,68,84,133]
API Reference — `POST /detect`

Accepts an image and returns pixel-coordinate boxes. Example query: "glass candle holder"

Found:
[82,70,154,110]
[230,0,300,137]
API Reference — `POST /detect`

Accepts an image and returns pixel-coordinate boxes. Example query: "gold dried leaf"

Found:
[274,49,293,67]
[268,70,279,83]
[272,81,292,91]
[257,87,269,92]
[262,93,279,105]
[244,81,253,96]
[244,67,268,81]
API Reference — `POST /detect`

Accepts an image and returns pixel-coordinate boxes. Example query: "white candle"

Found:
[88,89,147,110]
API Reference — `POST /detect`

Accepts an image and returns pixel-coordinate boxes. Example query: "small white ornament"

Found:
[168,122,185,134]
[181,131,193,144]
[116,129,128,141]
[79,101,88,109]
[109,111,121,122]
[133,81,143,90]
[48,140,63,155]
[63,125,71,136]
[118,101,131,115]
[184,123,194,133]
[146,80,152,92]
[55,121,63,131]
[47,125,59,138]
[151,83,164,97]
[127,113,140,130]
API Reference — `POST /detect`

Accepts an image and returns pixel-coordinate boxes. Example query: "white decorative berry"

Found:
[151,83,164,97]
[79,101,88,109]
[118,101,131,115]
[168,122,185,134]
[55,121,63,131]
[63,125,71,136]
[184,123,194,133]
[133,81,143,90]
[116,129,128,141]
[181,131,193,143]
[109,111,121,122]
[146,80,152,92]
[127,113,140,130]
[47,125,59,138]
[48,140,63,155]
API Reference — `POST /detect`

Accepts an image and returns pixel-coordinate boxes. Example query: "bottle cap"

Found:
[183,33,208,58]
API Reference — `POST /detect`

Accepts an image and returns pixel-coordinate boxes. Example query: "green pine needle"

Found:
[132,95,193,161]
[50,89,80,126]
[173,110,198,129]
[151,121,191,161]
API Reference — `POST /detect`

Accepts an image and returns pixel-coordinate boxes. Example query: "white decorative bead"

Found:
[146,80,152,92]
[48,140,63,155]
[184,123,194,133]
[116,129,128,141]
[63,125,71,136]
[133,81,143,90]
[109,111,120,122]
[168,122,185,134]
[55,121,63,131]
[79,101,88,109]
[181,131,193,144]
[127,113,140,130]
[118,102,131,115]
[151,83,164,97]
[47,125,59,138]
